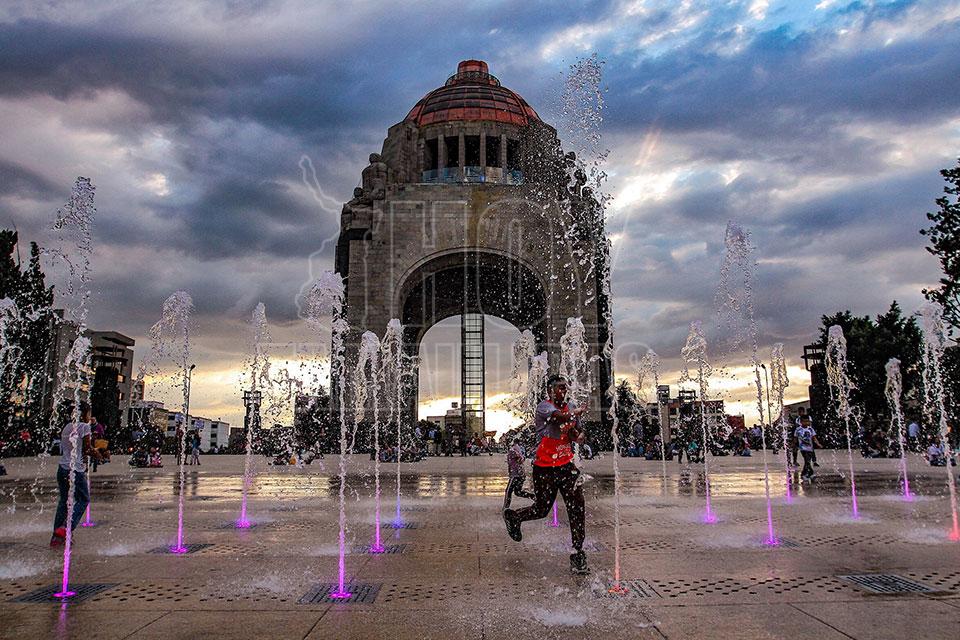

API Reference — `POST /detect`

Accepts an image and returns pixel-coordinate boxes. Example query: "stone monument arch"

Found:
[336,60,611,436]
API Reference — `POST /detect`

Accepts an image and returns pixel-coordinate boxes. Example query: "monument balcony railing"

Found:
[420,167,524,185]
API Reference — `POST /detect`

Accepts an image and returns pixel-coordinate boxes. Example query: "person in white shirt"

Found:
[51,401,102,547]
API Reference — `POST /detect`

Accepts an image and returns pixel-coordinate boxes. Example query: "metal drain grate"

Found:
[599,580,661,598]
[0,541,16,551]
[353,544,407,555]
[13,583,116,603]
[298,583,381,604]
[387,521,418,529]
[402,506,429,512]
[148,543,212,554]
[840,574,936,594]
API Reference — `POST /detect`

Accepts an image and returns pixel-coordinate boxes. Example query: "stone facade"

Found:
[336,61,611,433]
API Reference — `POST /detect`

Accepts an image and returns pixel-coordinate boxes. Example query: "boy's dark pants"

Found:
[513,462,585,550]
[503,474,535,509]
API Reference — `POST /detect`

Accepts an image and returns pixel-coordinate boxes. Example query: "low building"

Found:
[641,386,727,443]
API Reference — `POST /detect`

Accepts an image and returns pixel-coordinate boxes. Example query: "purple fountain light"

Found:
[550,502,559,527]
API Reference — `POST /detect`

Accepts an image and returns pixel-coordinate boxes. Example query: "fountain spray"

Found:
[637,349,666,486]
[919,303,959,540]
[45,178,95,598]
[681,321,716,524]
[380,319,405,527]
[304,271,351,595]
[884,358,913,501]
[825,325,860,519]
[238,303,270,529]
[716,222,776,543]
[770,344,793,503]
[356,331,383,552]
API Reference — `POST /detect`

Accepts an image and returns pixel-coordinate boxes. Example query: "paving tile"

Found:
[305,609,483,639]
[0,607,167,640]
[646,603,850,639]
[128,610,322,639]
[794,599,960,639]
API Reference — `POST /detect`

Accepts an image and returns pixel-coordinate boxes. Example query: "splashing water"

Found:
[681,321,716,524]
[380,319,406,527]
[825,325,860,519]
[770,344,793,503]
[560,318,589,407]
[715,222,776,544]
[884,358,913,501]
[238,304,270,529]
[305,272,351,595]
[636,349,666,486]
[919,303,959,540]
[356,331,383,552]
[45,178,95,598]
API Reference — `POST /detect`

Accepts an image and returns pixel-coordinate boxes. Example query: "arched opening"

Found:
[418,315,524,441]
[398,250,548,436]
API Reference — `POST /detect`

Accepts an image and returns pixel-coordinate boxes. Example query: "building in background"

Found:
[41,312,135,432]
[641,386,727,443]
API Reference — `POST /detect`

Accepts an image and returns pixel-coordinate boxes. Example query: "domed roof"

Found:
[404,60,541,127]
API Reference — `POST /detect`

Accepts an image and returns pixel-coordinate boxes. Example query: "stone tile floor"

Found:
[1,454,959,638]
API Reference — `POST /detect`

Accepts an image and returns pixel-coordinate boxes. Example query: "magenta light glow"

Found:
[369,544,385,554]
[235,519,252,529]
[330,590,352,599]
[550,502,559,527]
[53,590,77,599]
[169,546,189,554]
[701,510,718,524]
[950,525,960,542]
[80,521,96,528]
[763,537,781,547]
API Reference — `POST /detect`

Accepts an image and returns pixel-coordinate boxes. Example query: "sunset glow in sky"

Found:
[1,1,958,434]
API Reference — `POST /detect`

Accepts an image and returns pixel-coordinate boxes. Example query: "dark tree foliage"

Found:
[0,230,55,455]
[813,302,922,447]
[921,158,960,331]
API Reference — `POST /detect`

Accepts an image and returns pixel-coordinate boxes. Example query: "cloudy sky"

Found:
[1,0,958,433]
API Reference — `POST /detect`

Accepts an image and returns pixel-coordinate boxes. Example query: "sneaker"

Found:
[50,528,66,548]
[503,509,522,542]
[570,550,590,575]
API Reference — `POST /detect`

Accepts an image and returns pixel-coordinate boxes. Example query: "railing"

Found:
[421,167,523,185]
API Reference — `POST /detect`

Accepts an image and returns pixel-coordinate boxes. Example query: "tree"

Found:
[921,158,960,331]
[0,230,54,455]
[812,302,922,449]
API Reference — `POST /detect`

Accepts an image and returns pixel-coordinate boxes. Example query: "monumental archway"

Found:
[335,60,610,434]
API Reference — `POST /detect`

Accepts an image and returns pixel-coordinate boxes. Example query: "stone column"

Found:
[458,131,465,170]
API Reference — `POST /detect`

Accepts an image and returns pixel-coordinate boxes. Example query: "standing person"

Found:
[51,402,101,547]
[795,418,821,481]
[191,431,201,466]
[90,417,105,472]
[503,436,535,509]
[503,375,589,574]
[907,420,920,451]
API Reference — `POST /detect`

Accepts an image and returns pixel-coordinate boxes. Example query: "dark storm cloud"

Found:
[0,158,60,200]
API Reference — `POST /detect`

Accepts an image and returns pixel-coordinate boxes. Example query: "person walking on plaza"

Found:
[51,401,102,547]
[190,431,201,466]
[794,418,821,481]
[503,375,590,574]
[503,436,535,510]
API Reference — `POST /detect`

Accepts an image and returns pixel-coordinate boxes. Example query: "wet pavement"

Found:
[1,454,959,639]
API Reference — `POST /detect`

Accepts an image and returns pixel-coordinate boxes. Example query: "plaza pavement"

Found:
[1,453,959,639]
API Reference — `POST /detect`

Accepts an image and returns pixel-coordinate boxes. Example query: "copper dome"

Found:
[404,60,541,127]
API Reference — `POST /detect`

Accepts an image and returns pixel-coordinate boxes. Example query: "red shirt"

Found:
[533,399,578,467]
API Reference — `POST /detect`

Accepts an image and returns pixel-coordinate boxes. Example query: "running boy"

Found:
[503,375,589,574]
[503,436,535,509]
